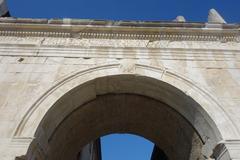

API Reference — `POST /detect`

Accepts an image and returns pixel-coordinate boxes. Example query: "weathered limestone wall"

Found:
[0,18,239,159]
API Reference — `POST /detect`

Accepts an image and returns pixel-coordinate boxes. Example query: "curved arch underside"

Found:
[31,94,204,160]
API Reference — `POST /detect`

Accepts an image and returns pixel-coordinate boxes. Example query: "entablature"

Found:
[0,18,239,43]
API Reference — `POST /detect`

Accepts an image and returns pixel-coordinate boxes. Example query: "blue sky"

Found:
[7,0,240,23]
[6,0,239,160]
[101,134,154,160]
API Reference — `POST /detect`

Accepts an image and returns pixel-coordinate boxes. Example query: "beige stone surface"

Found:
[0,18,239,159]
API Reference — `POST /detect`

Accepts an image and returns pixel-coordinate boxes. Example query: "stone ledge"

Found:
[0,17,239,42]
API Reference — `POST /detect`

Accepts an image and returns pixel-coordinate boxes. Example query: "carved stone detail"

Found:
[42,38,149,48]
[0,36,239,50]
[0,36,44,45]
[0,30,239,43]
[119,60,136,73]
[212,140,240,160]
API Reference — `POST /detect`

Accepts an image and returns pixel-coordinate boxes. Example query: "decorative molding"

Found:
[0,29,240,42]
[0,18,239,43]
[13,63,120,137]
[0,41,239,63]
[41,38,149,48]
[119,60,136,73]
[0,37,240,51]
[73,32,240,42]
[0,30,70,38]
[10,137,47,160]
[212,140,240,159]
[13,62,240,140]
[10,137,34,147]
[212,142,228,159]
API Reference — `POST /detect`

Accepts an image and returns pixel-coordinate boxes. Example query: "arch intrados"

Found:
[37,94,204,159]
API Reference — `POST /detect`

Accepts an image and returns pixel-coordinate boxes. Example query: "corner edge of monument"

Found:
[0,0,10,17]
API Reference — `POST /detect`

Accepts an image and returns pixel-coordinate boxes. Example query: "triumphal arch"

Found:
[0,1,240,159]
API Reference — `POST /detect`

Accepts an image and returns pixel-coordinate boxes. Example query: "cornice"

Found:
[0,18,239,42]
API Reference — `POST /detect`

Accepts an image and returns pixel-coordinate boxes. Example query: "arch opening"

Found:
[72,133,168,160]
[15,68,230,159]
[29,93,205,159]
[100,133,159,160]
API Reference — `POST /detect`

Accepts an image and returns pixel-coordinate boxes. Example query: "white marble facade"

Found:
[0,18,239,160]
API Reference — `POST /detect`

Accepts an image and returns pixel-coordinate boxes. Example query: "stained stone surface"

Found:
[0,18,239,160]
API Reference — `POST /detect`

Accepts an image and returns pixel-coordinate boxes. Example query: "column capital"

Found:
[212,140,240,160]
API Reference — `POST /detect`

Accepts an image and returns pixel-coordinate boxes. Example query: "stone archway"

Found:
[13,63,239,160]
[38,93,204,160]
